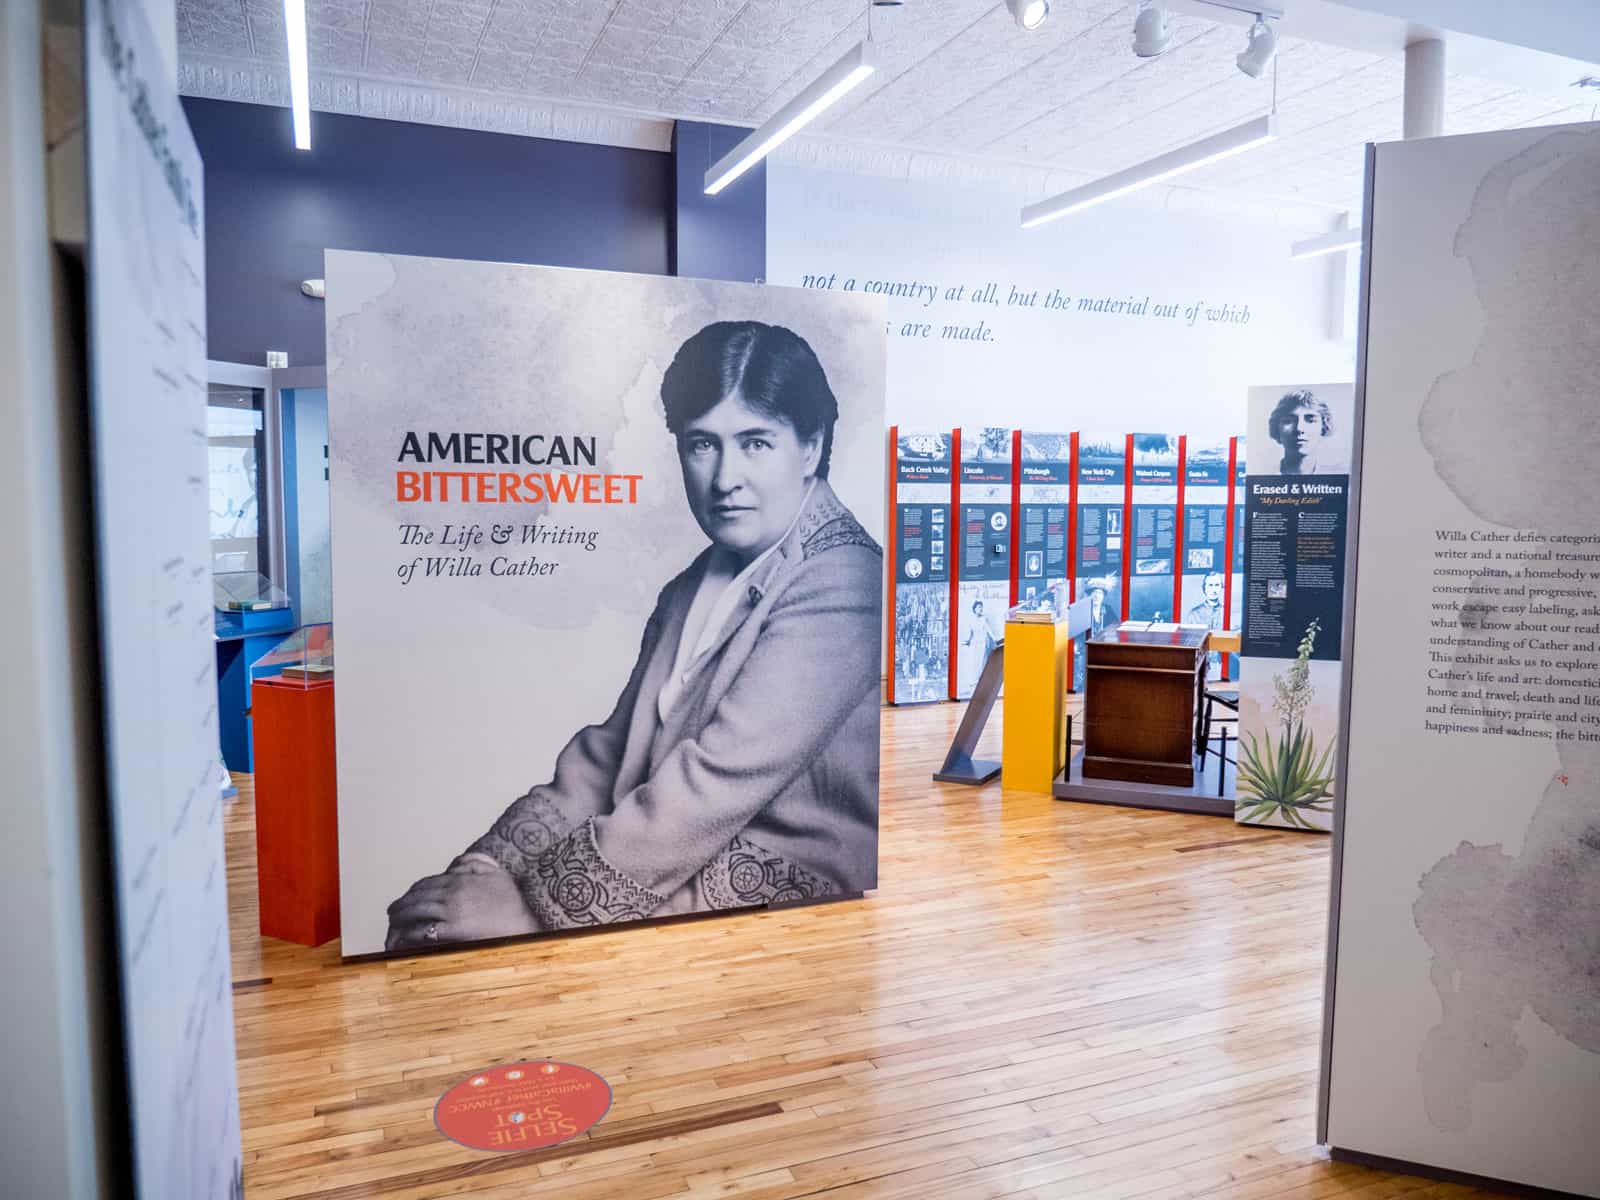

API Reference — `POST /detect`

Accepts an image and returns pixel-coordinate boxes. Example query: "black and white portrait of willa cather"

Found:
[386,321,883,950]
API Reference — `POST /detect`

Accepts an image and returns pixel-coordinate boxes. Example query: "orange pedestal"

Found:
[252,676,340,946]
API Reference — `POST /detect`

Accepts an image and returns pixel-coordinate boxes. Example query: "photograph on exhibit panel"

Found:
[1075,573,1121,635]
[897,430,951,468]
[325,252,887,955]
[1020,431,1071,467]
[1250,384,1351,477]
[955,579,1009,698]
[965,425,1012,463]
[893,581,949,703]
[1128,575,1175,623]
[1179,569,1228,632]
[1070,572,1122,692]
[1184,439,1228,478]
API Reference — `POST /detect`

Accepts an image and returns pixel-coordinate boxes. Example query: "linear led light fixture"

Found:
[284,0,311,150]
[1188,0,1283,19]
[705,41,876,195]
[1021,114,1278,228]
[1290,227,1363,260]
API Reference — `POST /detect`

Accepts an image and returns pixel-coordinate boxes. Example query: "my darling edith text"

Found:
[395,431,642,504]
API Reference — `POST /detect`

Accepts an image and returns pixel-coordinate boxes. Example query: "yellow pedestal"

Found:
[1001,619,1070,794]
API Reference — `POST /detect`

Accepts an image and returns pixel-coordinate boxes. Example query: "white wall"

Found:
[768,166,1356,439]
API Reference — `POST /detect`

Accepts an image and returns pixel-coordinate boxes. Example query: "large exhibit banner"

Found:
[955,426,1014,699]
[1018,432,1072,607]
[84,0,243,1193]
[327,255,887,956]
[1322,124,1600,1198]
[889,428,953,704]
[1236,383,1353,831]
[1126,434,1181,622]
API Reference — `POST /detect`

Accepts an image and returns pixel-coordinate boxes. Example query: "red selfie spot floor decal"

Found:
[434,1061,612,1153]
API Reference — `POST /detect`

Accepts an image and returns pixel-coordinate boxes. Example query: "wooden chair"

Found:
[1198,678,1240,795]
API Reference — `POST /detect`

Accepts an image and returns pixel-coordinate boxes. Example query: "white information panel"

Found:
[84,0,242,1193]
[1324,124,1600,1196]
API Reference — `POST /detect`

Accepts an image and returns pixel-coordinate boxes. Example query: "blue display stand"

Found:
[215,605,295,772]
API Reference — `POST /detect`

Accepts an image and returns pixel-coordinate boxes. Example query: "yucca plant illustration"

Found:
[1236,618,1335,829]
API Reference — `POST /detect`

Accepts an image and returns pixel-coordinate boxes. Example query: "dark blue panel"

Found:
[183,100,673,365]
[672,120,766,284]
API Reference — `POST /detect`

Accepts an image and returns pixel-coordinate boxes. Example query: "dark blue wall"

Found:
[184,100,673,366]
[672,121,766,285]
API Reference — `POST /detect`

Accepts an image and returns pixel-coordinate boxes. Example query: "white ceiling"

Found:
[176,0,1599,214]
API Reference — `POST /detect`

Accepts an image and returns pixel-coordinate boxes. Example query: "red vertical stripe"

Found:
[886,425,898,705]
[948,427,962,702]
[1173,435,1187,620]
[1009,429,1022,608]
[1120,434,1134,624]
[1223,434,1240,680]
[1066,432,1079,690]
[1067,433,1080,598]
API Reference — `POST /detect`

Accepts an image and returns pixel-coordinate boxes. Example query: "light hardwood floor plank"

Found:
[225,701,1506,1199]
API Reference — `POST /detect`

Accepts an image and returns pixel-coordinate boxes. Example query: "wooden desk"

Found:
[1083,627,1207,788]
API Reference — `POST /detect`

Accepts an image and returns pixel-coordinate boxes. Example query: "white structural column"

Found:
[1403,38,1446,139]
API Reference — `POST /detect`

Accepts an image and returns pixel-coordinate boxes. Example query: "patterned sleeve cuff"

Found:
[701,835,837,909]
[528,818,666,930]
[461,792,573,879]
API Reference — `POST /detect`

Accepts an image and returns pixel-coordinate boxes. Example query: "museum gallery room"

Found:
[6,0,1600,1197]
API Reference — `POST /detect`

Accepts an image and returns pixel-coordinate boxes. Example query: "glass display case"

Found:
[249,623,334,691]
[213,570,290,611]
[213,571,292,641]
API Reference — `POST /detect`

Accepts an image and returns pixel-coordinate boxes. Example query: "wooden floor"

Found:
[226,702,1500,1200]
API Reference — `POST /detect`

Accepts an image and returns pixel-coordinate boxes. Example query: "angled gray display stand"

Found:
[932,640,1004,784]
[934,597,1096,787]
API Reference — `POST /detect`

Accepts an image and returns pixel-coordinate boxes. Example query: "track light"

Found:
[704,41,877,195]
[1022,114,1278,228]
[1006,0,1051,31]
[1133,2,1171,57]
[1236,16,1277,78]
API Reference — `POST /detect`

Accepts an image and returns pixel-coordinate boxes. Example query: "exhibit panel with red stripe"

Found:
[953,426,1016,701]
[1126,434,1182,623]
[888,428,955,704]
[1016,432,1073,608]
[889,426,1247,701]
[1181,436,1236,680]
